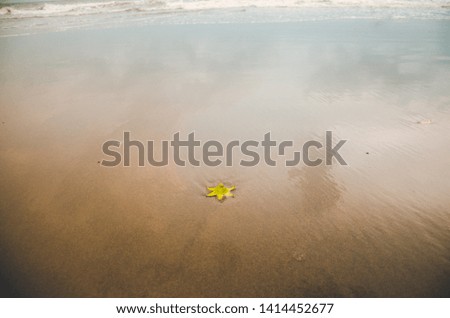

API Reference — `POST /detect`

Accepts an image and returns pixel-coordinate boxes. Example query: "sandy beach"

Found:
[0,16,450,297]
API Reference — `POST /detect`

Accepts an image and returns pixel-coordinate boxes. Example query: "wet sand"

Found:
[0,20,449,297]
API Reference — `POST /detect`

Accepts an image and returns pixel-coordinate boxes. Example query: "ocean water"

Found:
[1,0,450,36]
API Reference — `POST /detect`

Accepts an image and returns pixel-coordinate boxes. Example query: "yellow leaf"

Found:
[206,183,236,201]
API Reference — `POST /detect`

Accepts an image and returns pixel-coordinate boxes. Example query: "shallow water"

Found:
[1,0,450,37]
[0,20,449,297]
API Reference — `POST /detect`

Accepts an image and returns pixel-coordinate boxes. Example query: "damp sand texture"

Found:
[1,20,450,297]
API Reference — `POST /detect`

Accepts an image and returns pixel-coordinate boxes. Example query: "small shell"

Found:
[417,119,432,125]
[293,252,305,262]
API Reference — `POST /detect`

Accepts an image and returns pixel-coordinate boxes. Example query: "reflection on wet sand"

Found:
[289,165,342,217]
[0,20,449,297]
